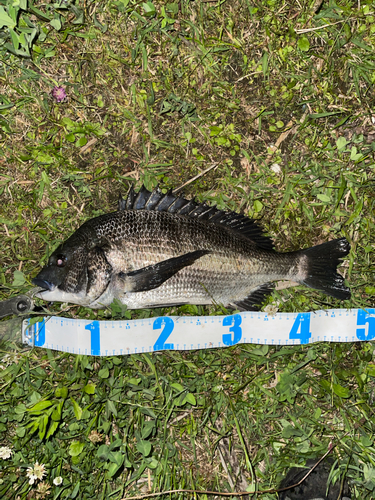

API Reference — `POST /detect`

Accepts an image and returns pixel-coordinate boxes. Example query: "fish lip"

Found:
[32,278,56,291]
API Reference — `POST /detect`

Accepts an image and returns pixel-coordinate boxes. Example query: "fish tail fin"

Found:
[299,238,351,300]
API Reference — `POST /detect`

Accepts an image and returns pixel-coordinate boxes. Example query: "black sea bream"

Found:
[32,186,351,310]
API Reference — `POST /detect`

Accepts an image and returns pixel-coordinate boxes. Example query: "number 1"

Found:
[85,321,101,355]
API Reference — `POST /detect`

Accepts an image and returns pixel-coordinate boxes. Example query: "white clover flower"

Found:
[270,163,282,174]
[33,462,46,480]
[26,462,46,484]
[0,446,12,459]
[36,482,51,497]
[0,354,11,369]
[53,476,63,486]
[1,353,21,366]
[264,304,279,316]
[27,473,37,485]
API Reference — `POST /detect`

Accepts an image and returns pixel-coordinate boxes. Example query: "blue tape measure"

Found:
[21,308,375,357]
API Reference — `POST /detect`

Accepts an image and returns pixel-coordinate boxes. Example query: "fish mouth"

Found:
[32,278,57,291]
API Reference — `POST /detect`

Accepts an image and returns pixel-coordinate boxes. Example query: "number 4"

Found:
[289,313,311,344]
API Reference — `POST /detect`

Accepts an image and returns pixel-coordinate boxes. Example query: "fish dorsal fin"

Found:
[118,185,274,250]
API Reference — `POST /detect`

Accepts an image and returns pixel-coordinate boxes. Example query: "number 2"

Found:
[153,317,174,350]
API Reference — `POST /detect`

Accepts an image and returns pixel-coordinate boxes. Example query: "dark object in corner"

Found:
[0,295,34,319]
[278,459,351,500]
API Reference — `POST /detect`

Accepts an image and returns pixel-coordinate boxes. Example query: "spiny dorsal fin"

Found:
[118,185,274,250]
[117,185,137,210]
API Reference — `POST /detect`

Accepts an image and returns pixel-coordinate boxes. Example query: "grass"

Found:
[1,0,375,498]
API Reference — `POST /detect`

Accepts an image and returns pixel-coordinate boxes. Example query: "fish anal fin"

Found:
[232,282,275,311]
[119,249,210,293]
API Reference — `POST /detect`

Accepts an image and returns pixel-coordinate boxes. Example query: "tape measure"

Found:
[21,308,375,356]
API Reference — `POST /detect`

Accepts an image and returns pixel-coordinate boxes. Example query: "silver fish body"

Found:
[32,186,351,310]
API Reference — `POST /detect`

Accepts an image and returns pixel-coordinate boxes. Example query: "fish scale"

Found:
[32,186,351,310]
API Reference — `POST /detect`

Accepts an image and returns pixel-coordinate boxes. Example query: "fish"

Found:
[32,185,351,310]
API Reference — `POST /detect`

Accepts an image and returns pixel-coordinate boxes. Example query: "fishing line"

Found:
[0,308,367,356]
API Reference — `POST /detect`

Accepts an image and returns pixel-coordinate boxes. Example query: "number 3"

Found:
[222,314,242,346]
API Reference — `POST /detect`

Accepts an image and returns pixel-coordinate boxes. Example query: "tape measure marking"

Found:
[21,308,375,356]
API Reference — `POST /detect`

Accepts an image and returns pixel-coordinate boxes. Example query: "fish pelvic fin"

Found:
[119,249,210,293]
[119,185,274,250]
[299,237,351,300]
[232,282,275,311]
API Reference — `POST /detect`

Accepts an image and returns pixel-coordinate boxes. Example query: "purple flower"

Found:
[51,86,67,103]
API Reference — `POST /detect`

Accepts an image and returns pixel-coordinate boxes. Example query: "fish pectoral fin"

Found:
[118,249,210,293]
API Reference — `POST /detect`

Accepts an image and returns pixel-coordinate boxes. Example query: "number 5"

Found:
[356,309,375,341]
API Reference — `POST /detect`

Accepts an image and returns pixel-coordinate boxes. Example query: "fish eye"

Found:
[56,254,67,267]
